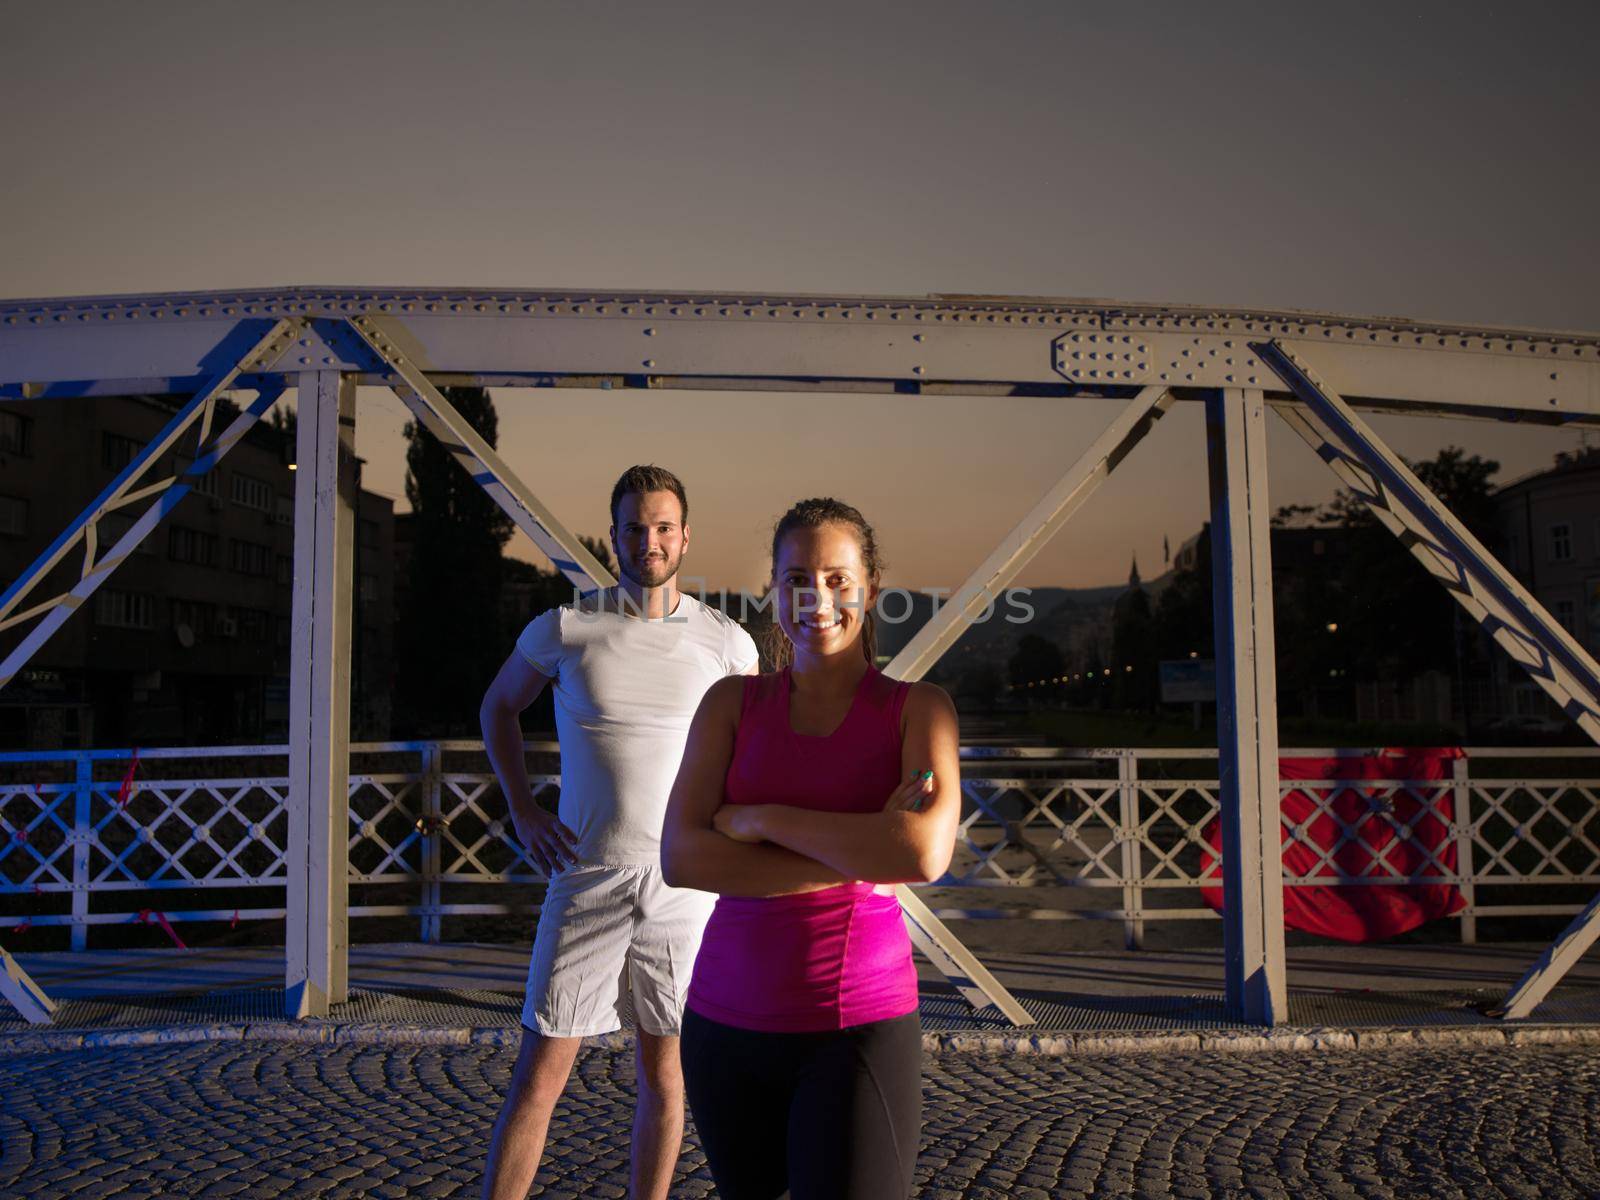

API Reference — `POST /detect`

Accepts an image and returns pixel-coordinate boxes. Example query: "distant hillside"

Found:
[874,571,1175,680]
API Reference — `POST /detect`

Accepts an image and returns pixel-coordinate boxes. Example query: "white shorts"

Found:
[522,863,717,1038]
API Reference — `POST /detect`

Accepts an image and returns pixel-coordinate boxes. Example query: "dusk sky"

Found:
[7,1,1597,592]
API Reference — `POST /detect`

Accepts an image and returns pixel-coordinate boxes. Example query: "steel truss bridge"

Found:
[2,286,1599,1027]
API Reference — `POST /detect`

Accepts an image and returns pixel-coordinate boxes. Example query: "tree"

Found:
[1153,527,1214,664]
[1111,560,1158,710]
[1008,634,1066,691]
[1318,446,1499,681]
[394,387,516,736]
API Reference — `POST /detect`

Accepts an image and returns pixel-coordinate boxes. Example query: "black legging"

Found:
[680,1007,923,1200]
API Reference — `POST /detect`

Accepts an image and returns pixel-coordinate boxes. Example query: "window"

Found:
[1505,531,1522,572]
[275,554,293,585]
[231,473,273,513]
[0,495,27,537]
[176,455,221,499]
[101,433,143,472]
[0,410,30,456]
[276,615,293,648]
[95,589,155,630]
[228,538,273,577]
[360,572,378,608]
[274,494,293,526]
[1555,598,1578,633]
[99,511,156,557]
[168,525,218,567]
[360,518,379,547]
[230,606,271,643]
[1551,523,1573,563]
[170,598,218,638]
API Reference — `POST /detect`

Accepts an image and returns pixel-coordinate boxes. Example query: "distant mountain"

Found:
[874,572,1175,679]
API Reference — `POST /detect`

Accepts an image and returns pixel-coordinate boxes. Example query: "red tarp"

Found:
[1199,749,1467,943]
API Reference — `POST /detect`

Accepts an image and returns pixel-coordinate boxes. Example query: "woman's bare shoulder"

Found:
[901,679,958,734]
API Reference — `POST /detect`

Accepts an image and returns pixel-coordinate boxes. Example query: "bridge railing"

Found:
[1,742,1593,949]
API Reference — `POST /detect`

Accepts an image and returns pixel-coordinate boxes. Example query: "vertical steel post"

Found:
[1117,751,1144,950]
[1205,387,1288,1026]
[1451,755,1477,945]
[285,371,357,1018]
[420,743,443,944]
[70,755,92,952]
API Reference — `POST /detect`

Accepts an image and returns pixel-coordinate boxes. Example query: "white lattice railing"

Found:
[2,742,1597,949]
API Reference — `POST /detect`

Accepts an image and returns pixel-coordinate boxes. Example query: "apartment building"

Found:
[0,394,394,748]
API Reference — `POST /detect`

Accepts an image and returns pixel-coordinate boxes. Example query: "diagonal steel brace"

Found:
[883,387,1171,1025]
[343,315,615,592]
[1255,338,1600,1020]
[887,386,1172,681]
[0,943,55,1024]
[0,320,302,640]
[1,320,301,690]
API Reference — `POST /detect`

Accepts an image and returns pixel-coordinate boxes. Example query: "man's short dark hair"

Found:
[610,465,689,528]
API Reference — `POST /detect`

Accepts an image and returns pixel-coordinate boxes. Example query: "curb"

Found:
[5,1022,1600,1057]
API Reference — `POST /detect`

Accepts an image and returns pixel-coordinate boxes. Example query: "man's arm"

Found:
[661,676,851,896]
[720,682,961,884]
[479,649,579,875]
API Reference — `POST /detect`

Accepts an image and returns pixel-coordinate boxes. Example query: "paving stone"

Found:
[2,1041,1600,1196]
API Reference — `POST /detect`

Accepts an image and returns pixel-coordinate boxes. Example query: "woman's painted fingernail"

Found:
[920,769,934,780]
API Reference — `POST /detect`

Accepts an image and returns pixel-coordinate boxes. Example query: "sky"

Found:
[6,1,1598,593]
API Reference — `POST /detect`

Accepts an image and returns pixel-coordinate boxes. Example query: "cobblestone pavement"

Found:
[2,1041,1599,1199]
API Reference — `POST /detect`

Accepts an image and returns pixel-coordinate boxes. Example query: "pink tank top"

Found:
[685,664,920,1033]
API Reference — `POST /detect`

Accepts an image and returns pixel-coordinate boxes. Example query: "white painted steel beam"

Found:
[343,315,615,592]
[877,388,1170,1025]
[886,386,1173,682]
[0,382,288,684]
[1254,340,1600,1022]
[0,320,302,689]
[897,885,1033,1026]
[1206,387,1289,1026]
[0,943,56,1024]
[284,371,357,1018]
[1497,894,1600,1020]
[3,288,1597,421]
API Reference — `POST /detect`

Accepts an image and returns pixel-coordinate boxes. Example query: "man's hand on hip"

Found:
[512,803,580,875]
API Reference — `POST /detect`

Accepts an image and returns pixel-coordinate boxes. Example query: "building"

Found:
[1492,446,1600,717]
[0,394,395,748]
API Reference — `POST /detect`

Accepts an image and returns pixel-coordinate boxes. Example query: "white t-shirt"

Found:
[515,590,760,866]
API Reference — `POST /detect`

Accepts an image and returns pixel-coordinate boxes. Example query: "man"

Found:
[478,464,759,1200]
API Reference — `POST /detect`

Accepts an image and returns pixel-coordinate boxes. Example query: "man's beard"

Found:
[619,551,680,589]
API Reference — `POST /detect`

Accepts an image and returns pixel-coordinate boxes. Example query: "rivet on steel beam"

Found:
[643,359,656,368]
[644,328,656,337]
[913,334,924,343]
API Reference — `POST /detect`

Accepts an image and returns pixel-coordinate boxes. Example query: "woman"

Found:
[661,497,961,1200]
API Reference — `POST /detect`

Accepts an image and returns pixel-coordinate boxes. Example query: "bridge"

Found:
[3,285,1600,1027]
